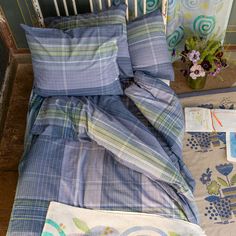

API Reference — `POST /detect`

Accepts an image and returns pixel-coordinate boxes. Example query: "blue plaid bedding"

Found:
[7,74,199,235]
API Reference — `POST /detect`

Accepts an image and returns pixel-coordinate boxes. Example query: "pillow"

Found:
[21,24,123,97]
[127,11,174,81]
[45,4,133,79]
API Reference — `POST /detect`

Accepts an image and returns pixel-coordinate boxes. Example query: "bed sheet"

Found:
[7,75,198,235]
[181,89,236,236]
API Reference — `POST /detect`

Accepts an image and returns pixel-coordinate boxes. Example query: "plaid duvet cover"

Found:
[7,73,199,235]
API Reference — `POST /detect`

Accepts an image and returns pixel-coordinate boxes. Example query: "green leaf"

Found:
[186,36,198,51]
[199,40,220,63]
[230,174,236,185]
[206,55,214,63]
[217,177,228,187]
[73,218,90,233]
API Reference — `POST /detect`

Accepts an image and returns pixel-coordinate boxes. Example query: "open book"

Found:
[185,107,236,132]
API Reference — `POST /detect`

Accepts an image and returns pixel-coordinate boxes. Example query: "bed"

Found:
[7,0,205,235]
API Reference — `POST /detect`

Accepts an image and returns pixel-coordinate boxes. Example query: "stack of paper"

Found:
[185,107,236,132]
[185,107,236,162]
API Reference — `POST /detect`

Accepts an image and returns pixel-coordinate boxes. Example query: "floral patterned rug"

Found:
[181,90,236,235]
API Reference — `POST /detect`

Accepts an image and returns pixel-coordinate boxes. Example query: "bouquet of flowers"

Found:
[180,36,228,89]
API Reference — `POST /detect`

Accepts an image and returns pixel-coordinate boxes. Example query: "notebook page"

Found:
[213,109,236,132]
[185,107,213,132]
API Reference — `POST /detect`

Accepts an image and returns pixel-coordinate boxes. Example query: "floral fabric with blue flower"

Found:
[181,93,236,236]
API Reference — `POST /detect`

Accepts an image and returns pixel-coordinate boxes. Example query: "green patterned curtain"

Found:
[138,0,162,13]
[165,0,234,57]
[96,0,233,56]
[95,0,162,17]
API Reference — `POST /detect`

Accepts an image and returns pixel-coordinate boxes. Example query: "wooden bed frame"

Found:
[31,0,168,31]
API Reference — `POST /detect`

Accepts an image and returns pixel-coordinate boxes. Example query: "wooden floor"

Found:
[0,58,235,235]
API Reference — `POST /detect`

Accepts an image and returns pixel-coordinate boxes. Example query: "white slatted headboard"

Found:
[31,0,168,32]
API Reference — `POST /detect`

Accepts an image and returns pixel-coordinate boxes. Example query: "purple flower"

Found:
[221,58,227,67]
[201,60,212,71]
[172,49,176,57]
[189,64,206,80]
[215,59,222,68]
[210,70,218,77]
[187,50,200,63]
[200,173,211,184]
[200,168,212,184]
[216,51,224,58]
[210,65,222,77]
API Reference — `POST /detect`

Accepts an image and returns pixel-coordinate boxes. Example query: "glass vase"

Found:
[187,76,207,90]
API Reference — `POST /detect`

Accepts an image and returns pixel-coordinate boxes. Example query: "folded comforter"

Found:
[42,202,205,235]
[7,72,199,235]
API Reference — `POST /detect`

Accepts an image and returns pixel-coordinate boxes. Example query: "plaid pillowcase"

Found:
[21,24,123,97]
[127,11,174,81]
[45,4,133,79]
